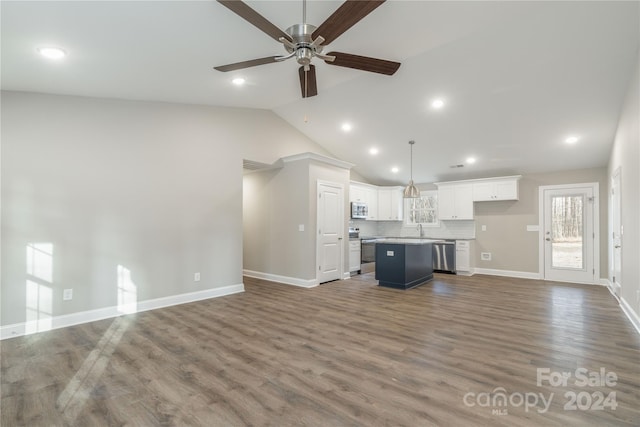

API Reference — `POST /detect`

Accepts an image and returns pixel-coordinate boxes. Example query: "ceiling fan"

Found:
[214,0,401,98]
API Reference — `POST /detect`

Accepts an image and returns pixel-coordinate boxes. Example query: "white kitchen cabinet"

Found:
[455,240,473,275]
[473,178,519,201]
[349,184,367,203]
[349,240,361,273]
[350,182,378,220]
[377,187,403,221]
[437,184,473,220]
[365,187,378,220]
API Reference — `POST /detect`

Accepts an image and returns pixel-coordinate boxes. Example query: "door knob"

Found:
[545,238,551,241]
[615,245,621,248]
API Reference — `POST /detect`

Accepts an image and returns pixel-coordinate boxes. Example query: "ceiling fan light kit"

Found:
[214,0,401,98]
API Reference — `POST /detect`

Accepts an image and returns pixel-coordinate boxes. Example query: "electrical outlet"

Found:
[194,272,201,282]
[63,289,73,301]
[298,224,305,232]
[481,225,487,231]
[481,252,492,261]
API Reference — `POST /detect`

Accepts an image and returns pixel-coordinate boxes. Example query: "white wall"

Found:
[608,51,640,322]
[1,91,331,328]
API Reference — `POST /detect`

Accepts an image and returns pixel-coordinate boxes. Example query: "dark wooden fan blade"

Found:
[312,0,385,45]
[214,56,280,72]
[298,65,318,98]
[217,0,292,42]
[325,51,400,75]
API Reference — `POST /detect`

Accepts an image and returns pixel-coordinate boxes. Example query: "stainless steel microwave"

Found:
[351,202,368,219]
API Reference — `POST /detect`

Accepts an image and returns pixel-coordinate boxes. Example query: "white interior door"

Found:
[317,181,343,284]
[541,185,597,284]
[611,169,622,295]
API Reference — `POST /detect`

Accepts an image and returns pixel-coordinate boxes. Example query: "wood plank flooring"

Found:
[2,273,639,426]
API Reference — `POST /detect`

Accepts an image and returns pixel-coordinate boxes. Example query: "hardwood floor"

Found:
[2,273,639,426]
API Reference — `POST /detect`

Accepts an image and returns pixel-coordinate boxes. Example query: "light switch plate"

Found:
[298,224,305,232]
[63,289,73,301]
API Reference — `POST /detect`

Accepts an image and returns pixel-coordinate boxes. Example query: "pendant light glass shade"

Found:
[403,140,420,198]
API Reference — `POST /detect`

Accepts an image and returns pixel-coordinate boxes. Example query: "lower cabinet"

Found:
[455,240,473,275]
[349,240,361,273]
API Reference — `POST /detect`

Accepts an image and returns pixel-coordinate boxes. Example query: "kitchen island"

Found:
[375,239,438,290]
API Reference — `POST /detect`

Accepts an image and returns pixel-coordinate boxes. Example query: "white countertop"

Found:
[376,238,445,245]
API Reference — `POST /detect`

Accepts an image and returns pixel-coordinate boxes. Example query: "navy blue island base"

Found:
[375,239,436,290]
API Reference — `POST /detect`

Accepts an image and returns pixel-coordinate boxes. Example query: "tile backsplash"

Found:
[350,219,475,240]
[349,219,379,237]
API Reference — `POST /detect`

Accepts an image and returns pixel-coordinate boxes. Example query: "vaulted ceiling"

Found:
[2,1,638,184]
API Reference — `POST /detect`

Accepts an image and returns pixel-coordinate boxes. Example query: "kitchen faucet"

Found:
[417,223,424,237]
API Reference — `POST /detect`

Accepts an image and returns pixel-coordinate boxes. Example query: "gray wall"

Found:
[243,157,350,281]
[474,168,608,275]
[1,91,330,326]
[608,51,640,318]
[243,161,311,279]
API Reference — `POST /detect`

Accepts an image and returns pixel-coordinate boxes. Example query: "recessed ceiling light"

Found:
[431,99,445,109]
[565,136,579,144]
[37,47,66,60]
[369,147,379,155]
[466,157,476,164]
[232,77,245,86]
[391,167,399,173]
[341,123,352,132]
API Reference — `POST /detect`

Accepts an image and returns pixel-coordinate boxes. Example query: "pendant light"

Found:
[403,140,420,198]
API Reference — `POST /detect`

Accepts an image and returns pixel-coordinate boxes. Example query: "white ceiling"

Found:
[2,1,638,185]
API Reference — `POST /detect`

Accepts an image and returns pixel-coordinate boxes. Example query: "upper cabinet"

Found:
[365,186,378,220]
[437,184,474,220]
[377,187,403,221]
[350,184,367,203]
[350,182,402,221]
[436,176,521,217]
[472,177,520,201]
[349,182,379,220]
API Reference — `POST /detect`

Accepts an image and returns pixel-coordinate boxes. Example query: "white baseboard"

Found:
[343,272,352,280]
[620,297,640,335]
[243,269,318,288]
[473,268,540,280]
[0,284,244,341]
[455,270,474,277]
[604,278,622,295]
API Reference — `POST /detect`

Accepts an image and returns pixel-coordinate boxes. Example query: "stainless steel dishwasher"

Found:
[432,241,456,273]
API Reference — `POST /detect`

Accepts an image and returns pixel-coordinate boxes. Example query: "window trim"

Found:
[403,190,439,228]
